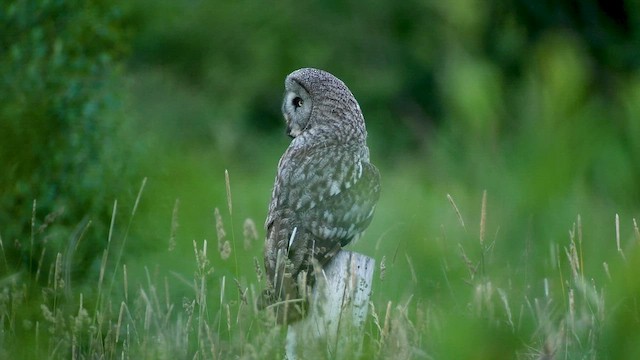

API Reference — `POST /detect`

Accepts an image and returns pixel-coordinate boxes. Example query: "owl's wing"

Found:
[262,144,379,312]
[294,151,381,264]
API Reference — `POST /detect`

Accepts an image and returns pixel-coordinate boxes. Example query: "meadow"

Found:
[2,124,640,358]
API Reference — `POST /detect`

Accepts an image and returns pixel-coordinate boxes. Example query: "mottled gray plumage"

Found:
[261,68,380,323]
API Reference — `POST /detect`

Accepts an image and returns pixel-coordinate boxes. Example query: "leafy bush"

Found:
[0,0,133,277]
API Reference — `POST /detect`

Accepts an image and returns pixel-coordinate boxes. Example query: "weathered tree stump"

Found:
[285,250,375,359]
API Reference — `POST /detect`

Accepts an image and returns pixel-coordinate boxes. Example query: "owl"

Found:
[260,68,380,323]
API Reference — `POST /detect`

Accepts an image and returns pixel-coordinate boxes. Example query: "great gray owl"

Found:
[260,68,380,323]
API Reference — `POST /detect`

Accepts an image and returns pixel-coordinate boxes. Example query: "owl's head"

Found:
[281,68,365,139]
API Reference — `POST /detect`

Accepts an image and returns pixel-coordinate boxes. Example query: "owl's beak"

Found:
[284,113,295,138]
[286,126,295,138]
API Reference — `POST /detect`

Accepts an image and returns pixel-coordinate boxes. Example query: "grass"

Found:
[1,161,639,359]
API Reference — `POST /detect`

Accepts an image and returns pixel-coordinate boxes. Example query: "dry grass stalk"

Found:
[243,218,258,250]
[446,194,466,230]
[226,303,231,333]
[480,190,487,246]
[35,247,46,283]
[382,301,392,341]
[169,198,180,252]
[577,215,584,279]
[116,301,126,343]
[497,288,514,331]
[214,208,231,260]
[458,243,477,280]
[123,264,129,302]
[602,262,611,280]
[132,177,148,217]
[30,199,36,273]
[615,213,626,261]
[379,255,387,281]
[568,288,575,328]
[234,278,248,306]
[544,277,549,298]
[253,256,263,284]
[405,253,417,284]
[225,169,233,216]
[565,233,580,283]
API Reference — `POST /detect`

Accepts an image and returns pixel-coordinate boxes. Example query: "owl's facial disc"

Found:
[282,90,311,138]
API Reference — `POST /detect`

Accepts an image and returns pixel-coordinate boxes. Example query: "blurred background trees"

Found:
[1,0,639,357]
[127,0,640,159]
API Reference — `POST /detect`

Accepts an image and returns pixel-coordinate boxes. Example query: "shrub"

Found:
[0,0,133,278]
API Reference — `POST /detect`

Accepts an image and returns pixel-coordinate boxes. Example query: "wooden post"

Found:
[285,250,375,360]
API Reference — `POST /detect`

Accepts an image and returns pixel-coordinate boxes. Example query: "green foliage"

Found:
[0,0,133,275]
[126,0,640,154]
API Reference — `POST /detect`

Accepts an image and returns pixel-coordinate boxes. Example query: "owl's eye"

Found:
[292,97,303,108]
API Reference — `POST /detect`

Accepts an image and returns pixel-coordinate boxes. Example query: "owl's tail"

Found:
[258,276,308,324]
[257,251,311,324]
